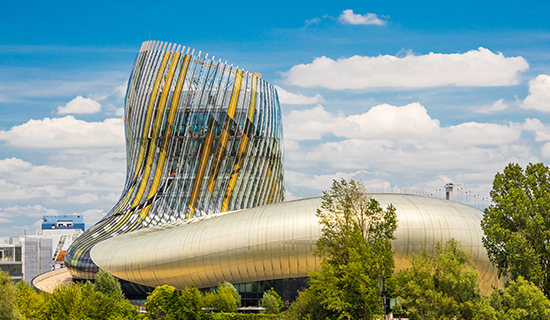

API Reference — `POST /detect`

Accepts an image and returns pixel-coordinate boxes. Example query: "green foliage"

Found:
[220,281,242,308]
[14,280,47,319]
[261,288,283,314]
[393,239,482,320]
[489,276,550,320]
[145,284,206,319]
[285,178,397,320]
[145,285,180,319]
[94,268,124,300]
[43,281,141,320]
[0,270,21,320]
[482,162,550,296]
[282,285,337,320]
[178,285,203,320]
[202,314,279,320]
[203,285,239,313]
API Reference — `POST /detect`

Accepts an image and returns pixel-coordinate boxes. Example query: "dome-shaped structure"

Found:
[89,194,499,293]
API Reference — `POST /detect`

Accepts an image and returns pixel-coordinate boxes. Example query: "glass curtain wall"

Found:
[65,40,285,280]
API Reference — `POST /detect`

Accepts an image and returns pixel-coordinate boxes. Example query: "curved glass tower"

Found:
[65,40,285,279]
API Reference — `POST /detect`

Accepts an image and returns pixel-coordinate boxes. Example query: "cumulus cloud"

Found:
[57,96,102,114]
[522,118,550,141]
[285,103,521,146]
[284,47,529,89]
[0,179,65,200]
[475,99,509,114]
[0,116,124,149]
[275,86,324,105]
[66,193,100,204]
[338,9,387,26]
[286,170,390,191]
[521,75,550,112]
[282,103,535,198]
[0,205,59,218]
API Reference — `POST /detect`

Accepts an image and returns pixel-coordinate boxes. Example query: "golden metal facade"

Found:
[90,194,500,293]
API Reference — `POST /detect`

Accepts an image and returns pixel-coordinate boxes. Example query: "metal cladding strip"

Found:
[71,42,175,266]
[149,53,192,208]
[139,52,191,221]
[221,74,258,212]
[206,69,244,193]
[89,195,501,293]
[183,53,215,215]
[169,54,206,217]
[109,41,165,217]
[136,48,182,220]
[109,43,170,221]
[130,48,173,210]
[187,116,217,215]
[65,40,286,281]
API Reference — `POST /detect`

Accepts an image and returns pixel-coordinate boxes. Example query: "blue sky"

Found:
[1,0,550,236]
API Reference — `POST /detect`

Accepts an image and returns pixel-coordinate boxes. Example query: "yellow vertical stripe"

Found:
[221,74,257,211]
[131,51,175,210]
[139,54,191,220]
[188,128,215,215]
[136,52,182,219]
[206,69,243,193]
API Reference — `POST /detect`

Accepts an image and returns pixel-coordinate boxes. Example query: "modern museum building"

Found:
[49,40,499,305]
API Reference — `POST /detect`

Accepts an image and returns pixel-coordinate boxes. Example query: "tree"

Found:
[285,178,397,320]
[0,270,21,320]
[489,276,550,320]
[145,285,181,319]
[202,284,239,313]
[14,280,47,319]
[481,162,550,296]
[220,281,241,308]
[261,288,284,314]
[393,239,483,320]
[44,281,140,320]
[94,268,124,300]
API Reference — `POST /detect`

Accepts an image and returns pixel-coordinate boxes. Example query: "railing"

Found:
[365,187,492,211]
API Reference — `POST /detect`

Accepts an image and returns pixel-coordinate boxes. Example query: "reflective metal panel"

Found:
[90,195,500,293]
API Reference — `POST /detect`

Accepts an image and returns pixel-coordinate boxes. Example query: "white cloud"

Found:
[0,205,59,218]
[285,170,390,191]
[275,86,324,105]
[522,75,550,112]
[305,17,321,25]
[521,118,550,141]
[57,96,102,114]
[475,99,509,113]
[284,47,528,89]
[0,179,65,200]
[65,193,100,204]
[0,116,124,149]
[79,209,107,227]
[338,9,387,26]
[283,103,536,198]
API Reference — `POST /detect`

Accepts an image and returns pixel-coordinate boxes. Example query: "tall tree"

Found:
[93,268,124,300]
[393,239,482,320]
[481,162,550,296]
[286,178,397,320]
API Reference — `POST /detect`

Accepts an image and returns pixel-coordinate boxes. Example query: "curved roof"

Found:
[90,194,500,292]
